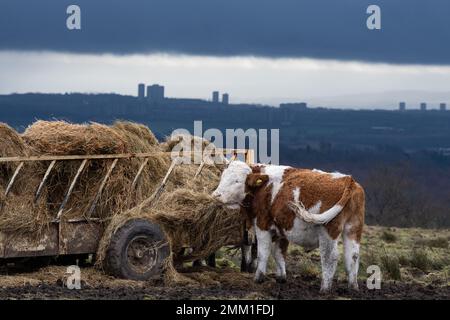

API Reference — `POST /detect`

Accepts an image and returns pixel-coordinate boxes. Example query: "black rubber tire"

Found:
[104,219,170,281]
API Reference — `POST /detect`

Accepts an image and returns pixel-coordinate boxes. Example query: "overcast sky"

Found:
[1,0,450,108]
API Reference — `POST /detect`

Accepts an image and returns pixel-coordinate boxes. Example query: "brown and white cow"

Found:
[212,161,365,292]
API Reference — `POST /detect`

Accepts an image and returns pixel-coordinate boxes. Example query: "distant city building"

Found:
[222,93,229,105]
[279,102,308,110]
[440,103,447,111]
[279,103,307,125]
[212,91,219,103]
[147,84,165,102]
[420,102,427,111]
[399,102,406,111]
[138,83,145,99]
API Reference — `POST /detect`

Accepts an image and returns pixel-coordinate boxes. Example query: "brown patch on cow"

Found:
[240,193,255,230]
[279,238,289,258]
[341,182,365,242]
[269,169,354,237]
[252,184,274,231]
[246,173,269,189]
[240,169,269,230]
[250,165,264,174]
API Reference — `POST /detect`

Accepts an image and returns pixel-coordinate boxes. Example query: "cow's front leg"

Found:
[319,230,339,293]
[254,226,272,283]
[272,239,288,283]
[241,227,258,273]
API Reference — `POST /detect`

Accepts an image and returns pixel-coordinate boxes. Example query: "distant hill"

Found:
[1,93,449,227]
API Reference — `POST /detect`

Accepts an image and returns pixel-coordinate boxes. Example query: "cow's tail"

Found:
[288,177,354,225]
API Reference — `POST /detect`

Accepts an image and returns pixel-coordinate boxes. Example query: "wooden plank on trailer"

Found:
[34,160,56,203]
[56,159,88,220]
[4,162,24,196]
[86,158,119,217]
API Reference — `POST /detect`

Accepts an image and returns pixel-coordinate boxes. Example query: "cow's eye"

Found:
[235,180,239,183]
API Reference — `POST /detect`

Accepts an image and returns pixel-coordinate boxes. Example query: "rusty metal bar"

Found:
[138,158,179,211]
[228,151,238,163]
[131,158,149,190]
[56,159,88,220]
[194,160,205,179]
[4,162,24,196]
[51,217,101,223]
[34,160,56,203]
[0,149,250,163]
[86,158,118,217]
[245,149,255,165]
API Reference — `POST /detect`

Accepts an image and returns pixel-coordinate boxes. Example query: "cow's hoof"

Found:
[348,283,359,291]
[319,288,332,295]
[254,275,265,284]
[319,284,333,294]
[276,276,287,284]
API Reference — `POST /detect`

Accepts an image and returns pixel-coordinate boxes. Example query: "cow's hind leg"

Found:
[254,226,272,283]
[343,231,360,290]
[272,238,288,283]
[319,229,339,293]
[343,184,364,290]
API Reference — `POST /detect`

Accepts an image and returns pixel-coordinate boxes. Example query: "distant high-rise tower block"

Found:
[440,103,447,111]
[212,91,219,103]
[399,102,406,111]
[138,83,145,99]
[279,102,308,110]
[147,84,165,102]
[420,102,427,111]
[222,93,229,105]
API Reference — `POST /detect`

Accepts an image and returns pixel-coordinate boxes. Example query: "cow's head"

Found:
[212,160,269,209]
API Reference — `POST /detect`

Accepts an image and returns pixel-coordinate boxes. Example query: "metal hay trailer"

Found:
[0,149,254,280]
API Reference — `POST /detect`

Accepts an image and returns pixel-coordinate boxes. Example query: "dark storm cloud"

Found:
[0,0,449,64]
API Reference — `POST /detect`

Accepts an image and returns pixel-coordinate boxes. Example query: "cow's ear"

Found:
[246,174,269,188]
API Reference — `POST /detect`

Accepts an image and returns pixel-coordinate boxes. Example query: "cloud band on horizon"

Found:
[0,0,450,65]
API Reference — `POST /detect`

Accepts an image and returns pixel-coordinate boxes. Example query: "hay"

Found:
[1,120,243,283]
[151,189,242,262]
[0,123,29,156]
[19,120,170,221]
[0,191,50,235]
[112,121,159,148]
[22,120,127,155]
[162,133,227,165]
[0,123,49,234]
[95,188,243,285]
[0,123,32,185]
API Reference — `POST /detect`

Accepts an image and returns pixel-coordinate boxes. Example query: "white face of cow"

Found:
[212,160,252,208]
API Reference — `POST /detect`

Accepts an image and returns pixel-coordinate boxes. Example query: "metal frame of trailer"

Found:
[0,149,254,262]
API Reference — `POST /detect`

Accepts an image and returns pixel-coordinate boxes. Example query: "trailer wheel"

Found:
[104,219,170,281]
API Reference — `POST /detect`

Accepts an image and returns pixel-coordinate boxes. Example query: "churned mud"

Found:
[0,264,448,300]
[1,226,449,300]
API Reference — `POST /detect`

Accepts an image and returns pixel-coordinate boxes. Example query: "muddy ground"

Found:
[0,226,449,300]
[0,264,448,300]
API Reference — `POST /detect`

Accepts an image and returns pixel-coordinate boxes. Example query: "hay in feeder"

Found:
[162,133,227,166]
[1,120,243,283]
[0,123,49,234]
[20,120,169,221]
